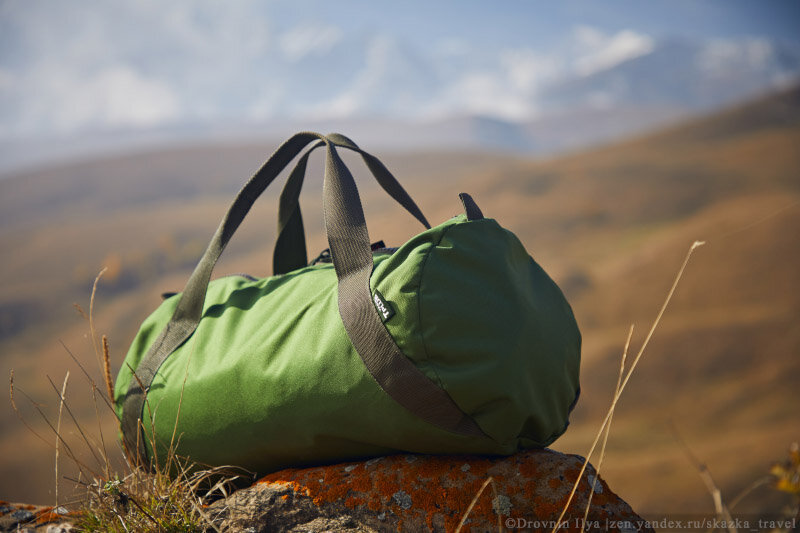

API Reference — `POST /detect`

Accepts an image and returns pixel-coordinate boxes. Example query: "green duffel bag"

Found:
[114,132,581,472]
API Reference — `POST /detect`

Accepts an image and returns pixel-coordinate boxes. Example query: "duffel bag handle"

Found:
[273,135,431,275]
[122,132,321,459]
[122,132,485,465]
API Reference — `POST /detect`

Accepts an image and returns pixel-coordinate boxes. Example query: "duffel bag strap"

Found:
[321,141,487,440]
[273,134,431,275]
[272,141,320,276]
[122,132,324,461]
[122,133,485,466]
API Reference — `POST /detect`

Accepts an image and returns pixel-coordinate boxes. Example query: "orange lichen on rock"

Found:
[35,508,65,524]
[0,502,78,532]
[252,449,652,532]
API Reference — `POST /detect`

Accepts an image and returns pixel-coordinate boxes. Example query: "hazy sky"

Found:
[1,0,798,140]
[269,0,800,43]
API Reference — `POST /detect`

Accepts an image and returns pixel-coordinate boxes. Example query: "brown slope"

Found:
[555,191,800,515]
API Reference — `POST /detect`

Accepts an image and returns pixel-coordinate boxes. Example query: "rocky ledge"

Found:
[3,449,651,532]
[209,449,652,532]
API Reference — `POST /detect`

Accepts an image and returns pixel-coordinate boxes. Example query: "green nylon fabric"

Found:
[114,210,580,473]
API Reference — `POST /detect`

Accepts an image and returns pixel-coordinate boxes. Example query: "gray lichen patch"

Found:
[587,474,603,494]
[391,490,412,510]
[492,494,512,516]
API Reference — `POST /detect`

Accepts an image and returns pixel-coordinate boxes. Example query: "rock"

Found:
[208,449,653,532]
[3,450,652,532]
[0,501,75,533]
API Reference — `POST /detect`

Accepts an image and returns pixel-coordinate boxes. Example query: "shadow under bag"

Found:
[114,132,581,473]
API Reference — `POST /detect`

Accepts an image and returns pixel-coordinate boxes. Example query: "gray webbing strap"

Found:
[459,192,484,221]
[122,132,484,466]
[273,141,323,275]
[322,142,485,438]
[273,134,431,275]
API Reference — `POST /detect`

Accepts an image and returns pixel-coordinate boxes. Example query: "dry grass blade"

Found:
[89,268,108,371]
[552,240,705,531]
[581,325,632,524]
[186,464,255,502]
[60,339,116,414]
[126,494,161,527]
[73,302,89,320]
[9,370,51,448]
[125,362,149,467]
[455,476,499,533]
[190,498,223,533]
[727,476,772,510]
[13,373,95,477]
[55,371,70,508]
[47,375,104,468]
[166,338,196,476]
[712,200,800,241]
[91,385,113,480]
[616,241,705,397]
[670,423,737,533]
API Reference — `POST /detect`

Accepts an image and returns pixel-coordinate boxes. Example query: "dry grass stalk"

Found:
[13,372,91,475]
[669,424,737,533]
[102,335,115,406]
[60,339,116,413]
[580,325,632,524]
[89,267,108,372]
[47,375,104,468]
[9,369,51,448]
[455,476,500,533]
[91,384,113,481]
[73,302,89,319]
[165,338,197,477]
[55,371,70,508]
[551,240,705,531]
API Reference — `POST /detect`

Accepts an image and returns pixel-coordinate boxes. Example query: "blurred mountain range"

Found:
[2,36,799,174]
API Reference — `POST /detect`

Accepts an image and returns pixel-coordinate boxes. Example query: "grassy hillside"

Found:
[1,85,798,516]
